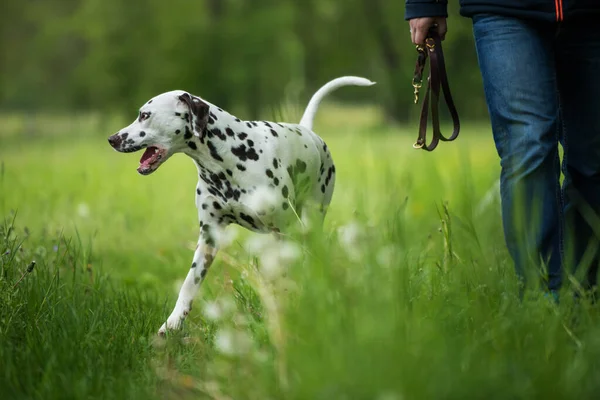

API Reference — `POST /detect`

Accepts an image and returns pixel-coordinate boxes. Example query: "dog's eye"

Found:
[139,112,150,122]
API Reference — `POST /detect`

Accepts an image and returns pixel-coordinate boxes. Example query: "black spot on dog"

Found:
[194,276,201,284]
[282,185,289,198]
[282,202,289,210]
[200,269,207,278]
[231,144,259,161]
[184,126,193,140]
[238,132,247,140]
[266,169,274,178]
[213,201,222,210]
[175,129,181,134]
[225,127,235,137]
[304,144,308,148]
[296,159,307,173]
[211,128,226,141]
[234,118,241,122]
[321,184,325,193]
[147,100,153,104]
[325,166,334,186]
[274,177,279,186]
[207,141,224,162]
[240,213,258,229]
[139,131,146,137]
[252,122,258,127]
[270,129,278,137]
[188,141,197,150]
[208,116,215,124]
[121,132,129,140]
[246,122,252,129]
[175,112,181,117]
[184,113,190,123]
[226,169,233,176]
[209,112,218,121]
[236,163,246,171]
[209,172,223,189]
[263,121,272,128]
[197,188,202,195]
[273,159,279,169]
[202,203,208,210]
[191,262,197,268]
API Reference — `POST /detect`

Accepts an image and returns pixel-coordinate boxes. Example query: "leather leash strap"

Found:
[411,31,460,151]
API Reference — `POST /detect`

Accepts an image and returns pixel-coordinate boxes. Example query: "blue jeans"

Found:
[472,15,600,293]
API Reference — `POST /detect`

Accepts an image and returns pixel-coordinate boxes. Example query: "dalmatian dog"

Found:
[108,76,375,335]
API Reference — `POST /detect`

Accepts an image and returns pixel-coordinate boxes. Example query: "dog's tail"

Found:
[299,76,376,131]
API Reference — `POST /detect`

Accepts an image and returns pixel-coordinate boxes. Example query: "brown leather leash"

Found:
[411,30,460,151]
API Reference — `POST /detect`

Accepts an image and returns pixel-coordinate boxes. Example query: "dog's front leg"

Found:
[158,223,218,336]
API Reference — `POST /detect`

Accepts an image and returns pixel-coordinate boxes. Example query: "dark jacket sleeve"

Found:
[405,0,448,20]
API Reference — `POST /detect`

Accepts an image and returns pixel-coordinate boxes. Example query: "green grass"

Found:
[1,108,599,399]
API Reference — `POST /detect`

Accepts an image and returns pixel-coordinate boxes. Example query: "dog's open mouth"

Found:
[137,146,167,175]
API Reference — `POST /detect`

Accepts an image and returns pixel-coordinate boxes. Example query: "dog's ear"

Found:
[178,92,209,133]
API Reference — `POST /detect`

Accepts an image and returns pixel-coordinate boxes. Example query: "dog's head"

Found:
[108,90,209,175]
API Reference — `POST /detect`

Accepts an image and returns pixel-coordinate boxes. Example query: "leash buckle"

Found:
[412,79,422,104]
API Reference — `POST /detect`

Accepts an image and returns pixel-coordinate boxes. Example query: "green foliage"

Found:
[1,114,600,399]
[0,0,486,121]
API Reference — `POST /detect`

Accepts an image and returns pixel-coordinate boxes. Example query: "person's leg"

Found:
[472,15,563,293]
[556,17,600,297]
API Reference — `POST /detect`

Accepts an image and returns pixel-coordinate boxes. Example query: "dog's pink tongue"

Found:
[139,147,156,167]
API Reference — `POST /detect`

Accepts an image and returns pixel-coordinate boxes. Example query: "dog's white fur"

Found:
[108,76,375,335]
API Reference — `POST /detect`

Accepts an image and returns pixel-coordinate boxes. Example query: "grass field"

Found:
[1,107,599,400]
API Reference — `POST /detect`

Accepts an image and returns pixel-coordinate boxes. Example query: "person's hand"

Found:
[409,17,447,45]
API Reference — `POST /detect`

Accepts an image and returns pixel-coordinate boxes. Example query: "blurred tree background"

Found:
[0,0,487,123]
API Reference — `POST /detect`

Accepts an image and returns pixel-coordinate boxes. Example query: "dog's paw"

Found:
[157,317,183,337]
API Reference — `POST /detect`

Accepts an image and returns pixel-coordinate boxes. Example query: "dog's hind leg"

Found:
[158,221,219,336]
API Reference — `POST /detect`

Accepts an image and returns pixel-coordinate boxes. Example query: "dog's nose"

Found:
[108,134,122,148]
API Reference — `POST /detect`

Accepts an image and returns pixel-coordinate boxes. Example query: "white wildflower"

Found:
[77,203,90,218]
[376,245,396,268]
[259,240,301,280]
[244,234,278,255]
[246,185,279,218]
[337,221,364,261]
[215,328,252,356]
[211,225,238,248]
[202,301,222,321]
